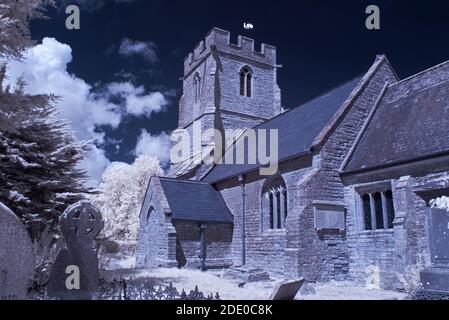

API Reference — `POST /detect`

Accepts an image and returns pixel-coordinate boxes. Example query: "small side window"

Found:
[359,189,395,231]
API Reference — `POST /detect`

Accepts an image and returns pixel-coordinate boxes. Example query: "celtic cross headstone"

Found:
[46,201,104,300]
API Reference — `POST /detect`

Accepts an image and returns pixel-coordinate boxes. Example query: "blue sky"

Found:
[8,0,449,184]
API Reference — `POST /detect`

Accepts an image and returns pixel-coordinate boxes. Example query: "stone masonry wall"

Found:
[175,29,281,179]
[216,156,315,276]
[136,179,177,268]
[282,58,399,283]
[217,52,281,122]
[178,28,281,167]
[344,182,399,289]
[214,58,398,282]
[344,171,449,290]
[218,176,289,276]
[136,202,172,268]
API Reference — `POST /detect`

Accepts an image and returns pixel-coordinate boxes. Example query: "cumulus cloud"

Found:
[78,145,112,186]
[107,81,167,117]
[5,38,121,141]
[4,37,168,185]
[118,38,158,64]
[4,38,119,185]
[134,130,171,165]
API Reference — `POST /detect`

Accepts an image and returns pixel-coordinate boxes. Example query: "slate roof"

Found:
[166,129,246,178]
[203,76,363,183]
[159,177,233,223]
[343,60,449,173]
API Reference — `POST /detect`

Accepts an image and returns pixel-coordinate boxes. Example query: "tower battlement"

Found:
[183,27,277,76]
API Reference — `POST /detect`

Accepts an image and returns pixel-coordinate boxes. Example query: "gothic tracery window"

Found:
[240,66,253,97]
[262,176,287,230]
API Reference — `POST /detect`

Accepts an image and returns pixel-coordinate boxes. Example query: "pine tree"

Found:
[0,1,91,289]
[0,0,90,242]
[0,66,91,239]
[0,0,54,61]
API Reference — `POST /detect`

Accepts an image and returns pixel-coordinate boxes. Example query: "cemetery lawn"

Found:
[103,265,409,300]
[297,281,408,300]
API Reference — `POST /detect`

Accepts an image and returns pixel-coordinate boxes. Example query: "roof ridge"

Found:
[340,82,390,173]
[310,55,389,148]
[159,176,211,185]
[389,59,449,87]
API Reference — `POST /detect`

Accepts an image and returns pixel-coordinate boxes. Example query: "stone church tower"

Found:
[170,28,282,178]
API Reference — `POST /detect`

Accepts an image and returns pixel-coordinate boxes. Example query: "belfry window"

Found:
[262,176,287,230]
[194,73,201,103]
[240,67,253,97]
[360,188,395,231]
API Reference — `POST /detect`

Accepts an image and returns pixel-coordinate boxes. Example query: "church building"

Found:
[136,27,449,290]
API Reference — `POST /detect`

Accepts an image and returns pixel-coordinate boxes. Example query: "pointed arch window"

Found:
[262,176,287,230]
[240,67,253,97]
[146,206,155,225]
[194,72,201,103]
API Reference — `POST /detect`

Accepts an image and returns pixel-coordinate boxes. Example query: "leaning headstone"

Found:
[269,278,304,300]
[46,201,104,300]
[0,202,35,300]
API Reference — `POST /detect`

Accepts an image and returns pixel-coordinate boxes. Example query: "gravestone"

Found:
[0,202,35,299]
[46,201,104,300]
[420,208,449,294]
[269,278,304,300]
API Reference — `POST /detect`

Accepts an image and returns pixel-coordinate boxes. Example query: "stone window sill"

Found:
[262,229,287,236]
[358,229,394,236]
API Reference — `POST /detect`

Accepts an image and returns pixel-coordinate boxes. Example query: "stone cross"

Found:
[46,201,104,300]
[61,201,103,244]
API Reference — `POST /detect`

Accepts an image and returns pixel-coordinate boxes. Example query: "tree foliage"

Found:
[91,155,163,242]
[0,0,54,60]
[0,0,90,240]
[0,66,92,239]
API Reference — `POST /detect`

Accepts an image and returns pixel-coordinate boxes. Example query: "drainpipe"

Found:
[199,222,207,271]
[238,175,246,266]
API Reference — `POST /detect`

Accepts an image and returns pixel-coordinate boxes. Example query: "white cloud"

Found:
[134,129,171,165]
[5,38,122,142]
[107,81,168,117]
[118,38,158,64]
[78,145,111,187]
[4,37,169,185]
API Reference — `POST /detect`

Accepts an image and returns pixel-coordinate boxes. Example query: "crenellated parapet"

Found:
[184,27,277,76]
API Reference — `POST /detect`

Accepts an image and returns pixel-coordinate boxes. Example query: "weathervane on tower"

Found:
[243,22,254,30]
